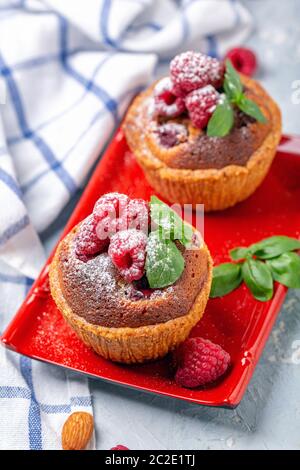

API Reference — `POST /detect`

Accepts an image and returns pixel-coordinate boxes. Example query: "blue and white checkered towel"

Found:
[0,0,252,450]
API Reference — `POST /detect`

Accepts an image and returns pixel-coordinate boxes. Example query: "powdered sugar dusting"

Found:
[154,77,186,118]
[154,77,174,96]
[75,215,108,258]
[108,229,147,282]
[70,227,177,303]
[185,85,219,129]
[153,122,188,148]
[187,85,218,103]
[170,51,224,96]
[71,246,118,298]
[57,232,185,328]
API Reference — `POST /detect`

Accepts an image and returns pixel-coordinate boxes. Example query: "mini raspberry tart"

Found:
[123,51,281,211]
[49,193,213,364]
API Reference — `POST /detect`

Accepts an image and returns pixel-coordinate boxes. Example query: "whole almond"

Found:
[62,411,94,450]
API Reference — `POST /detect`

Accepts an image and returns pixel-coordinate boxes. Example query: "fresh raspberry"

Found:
[126,198,150,233]
[170,51,225,97]
[93,193,129,240]
[111,445,129,450]
[174,337,230,388]
[154,77,186,118]
[108,229,147,283]
[225,47,257,77]
[155,123,188,148]
[75,215,108,260]
[185,85,219,129]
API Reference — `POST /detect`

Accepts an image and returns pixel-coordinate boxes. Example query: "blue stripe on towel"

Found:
[206,34,219,58]
[0,56,77,195]
[20,357,42,450]
[0,272,34,286]
[0,168,23,199]
[59,15,118,123]
[127,22,162,33]
[0,386,31,399]
[0,215,29,247]
[100,0,118,48]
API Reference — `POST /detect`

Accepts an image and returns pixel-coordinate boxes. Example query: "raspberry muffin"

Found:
[49,193,212,364]
[123,51,282,211]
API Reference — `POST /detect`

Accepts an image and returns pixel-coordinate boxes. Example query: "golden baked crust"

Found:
[123,75,282,211]
[49,230,213,364]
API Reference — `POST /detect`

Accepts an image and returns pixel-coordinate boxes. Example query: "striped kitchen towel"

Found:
[0,0,252,449]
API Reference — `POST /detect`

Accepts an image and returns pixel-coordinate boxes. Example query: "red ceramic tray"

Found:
[1,131,300,408]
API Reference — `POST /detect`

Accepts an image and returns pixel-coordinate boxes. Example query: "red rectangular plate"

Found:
[1,132,300,408]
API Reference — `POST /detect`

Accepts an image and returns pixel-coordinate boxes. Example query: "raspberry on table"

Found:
[93,192,130,240]
[185,85,219,129]
[75,215,108,260]
[174,337,230,388]
[108,229,147,283]
[126,198,150,233]
[225,47,257,77]
[154,77,186,118]
[170,51,225,96]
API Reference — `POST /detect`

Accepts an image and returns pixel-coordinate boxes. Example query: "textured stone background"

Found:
[44,0,300,450]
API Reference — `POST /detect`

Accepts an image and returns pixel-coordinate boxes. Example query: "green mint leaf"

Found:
[230,247,249,261]
[210,263,242,298]
[238,96,267,123]
[145,230,185,289]
[207,95,234,137]
[223,60,266,124]
[266,252,300,289]
[250,236,300,260]
[242,258,274,301]
[224,59,243,103]
[150,195,193,247]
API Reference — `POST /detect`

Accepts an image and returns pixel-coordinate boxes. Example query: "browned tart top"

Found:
[123,77,273,171]
[56,225,210,329]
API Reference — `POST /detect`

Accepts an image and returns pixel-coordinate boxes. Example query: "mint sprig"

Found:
[266,253,300,289]
[242,258,274,302]
[210,263,242,298]
[150,195,193,247]
[248,235,300,259]
[210,235,300,301]
[145,196,193,288]
[223,59,243,103]
[207,95,234,138]
[145,231,184,289]
[238,96,267,123]
[207,59,267,137]
[229,246,249,261]
[230,236,300,261]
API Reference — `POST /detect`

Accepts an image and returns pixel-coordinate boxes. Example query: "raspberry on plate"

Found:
[108,229,147,283]
[126,198,150,233]
[75,215,108,260]
[185,85,219,129]
[170,51,225,97]
[93,192,129,240]
[154,77,186,118]
[225,47,257,77]
[174,337,230,388]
